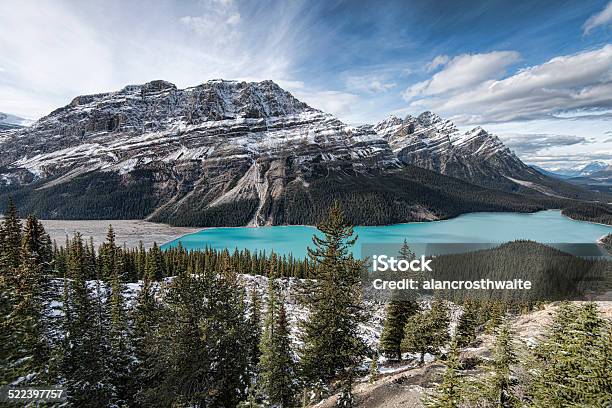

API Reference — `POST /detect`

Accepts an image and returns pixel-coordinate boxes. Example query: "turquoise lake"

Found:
[161,210,612,258]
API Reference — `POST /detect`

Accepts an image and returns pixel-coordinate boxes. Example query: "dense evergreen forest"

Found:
[0,200,366,407]
[1,199,611,407]
[2,165,611,226]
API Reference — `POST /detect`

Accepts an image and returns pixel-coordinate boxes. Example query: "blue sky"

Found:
[0,0,611,168]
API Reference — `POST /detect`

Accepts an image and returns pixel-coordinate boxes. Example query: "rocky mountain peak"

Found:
[416,111,442,126]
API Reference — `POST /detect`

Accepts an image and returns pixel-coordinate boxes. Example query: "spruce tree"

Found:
[402,297,450,365]
[300,203,367,390]
[247,285,263,383]
[468,320,519,407]
[529,302,609,406]
[0,197,22,271]
[104,226,132,405]
[133,246,159,406]
[380,240,419,360]
[423,336,462,408]
[456,298,480,347]
[259,262,297,407]
[60,234,112,407]
[142,252,250,407]
[1,215,51,384]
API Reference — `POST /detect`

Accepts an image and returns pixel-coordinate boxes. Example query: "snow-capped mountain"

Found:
[0,79,597,226]
[371,112,589,196]
[0,112,32,130]
[545,161,610,178]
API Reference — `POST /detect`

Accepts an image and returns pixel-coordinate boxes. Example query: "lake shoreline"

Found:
[162,210,612,257]
[30,209,611,251]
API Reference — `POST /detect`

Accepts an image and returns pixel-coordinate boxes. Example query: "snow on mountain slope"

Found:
[0,79,596,225]
[0,79,396,180]
[371,112,601,199]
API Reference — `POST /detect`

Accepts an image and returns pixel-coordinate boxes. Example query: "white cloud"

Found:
[179,0,242,45]
[583,1,612,35]
[425,54,449,72]
[292,89,360,118]
[403,51,520,100]
[345,74,396,94]
[405,45,612,124]
[0,0,316,119]
[500,133,589,155]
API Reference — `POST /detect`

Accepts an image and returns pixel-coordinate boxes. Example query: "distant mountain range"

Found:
[531,162,612,194]
[534,161,610,179]
[0,79,609,226]
[0,112,32,130]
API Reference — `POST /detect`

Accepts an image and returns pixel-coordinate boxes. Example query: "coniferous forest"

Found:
[1,199,611,407]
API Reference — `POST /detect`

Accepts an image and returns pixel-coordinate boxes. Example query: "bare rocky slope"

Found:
[0,79,605,226]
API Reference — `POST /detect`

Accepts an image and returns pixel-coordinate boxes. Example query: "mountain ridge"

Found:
[0,79,608,226]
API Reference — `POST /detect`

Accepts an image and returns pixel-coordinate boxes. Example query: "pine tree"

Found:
[402,297,450,365]
[247,285,263,384]
[145,242,165,280]
[0,197,22,271]
[485,300,506,333]
[300,203,367,389]
[529,302,609,406]
[1,215,51,384]
[141,252,250,407]
[132,245,159,406]
[468,320,519,407]
[456,298,480,347]
[258,263,297,407]
[423,336,462,408]
[104,226,132,405]
[380,240,419,360]
[60,234,112,407]
[369,351,379,384]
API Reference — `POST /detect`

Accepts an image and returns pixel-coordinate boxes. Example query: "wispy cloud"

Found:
[0,0,329,119]
[344,74,396,94]
[500,133,590,155]
[582,1,612,35]
[402,51,520,101]
[405,45,612,124]
[425,55,449,72]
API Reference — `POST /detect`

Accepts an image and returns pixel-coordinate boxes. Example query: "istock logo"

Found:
[372,254,432,272]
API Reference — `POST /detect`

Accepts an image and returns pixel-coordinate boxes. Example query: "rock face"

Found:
[373,112,543,191]
[0,79,590,226]
[372,112,599,198]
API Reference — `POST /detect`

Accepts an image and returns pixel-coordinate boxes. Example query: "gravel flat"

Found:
[36,219,200,249]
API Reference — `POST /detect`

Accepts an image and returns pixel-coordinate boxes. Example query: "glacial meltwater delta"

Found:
[162,210,612,258]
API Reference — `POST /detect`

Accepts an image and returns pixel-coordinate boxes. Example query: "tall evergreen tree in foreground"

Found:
[247,285,263,378]
[1,215,52,384]
[0,197,22,271]
[258,264,297,407]
[529,302,611,406]
[300,202,367,396]
[380,240,419,360]
[60,234,112,406]
[103,226,132,405]
[141,252,250,407]
[456,298,481,348]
